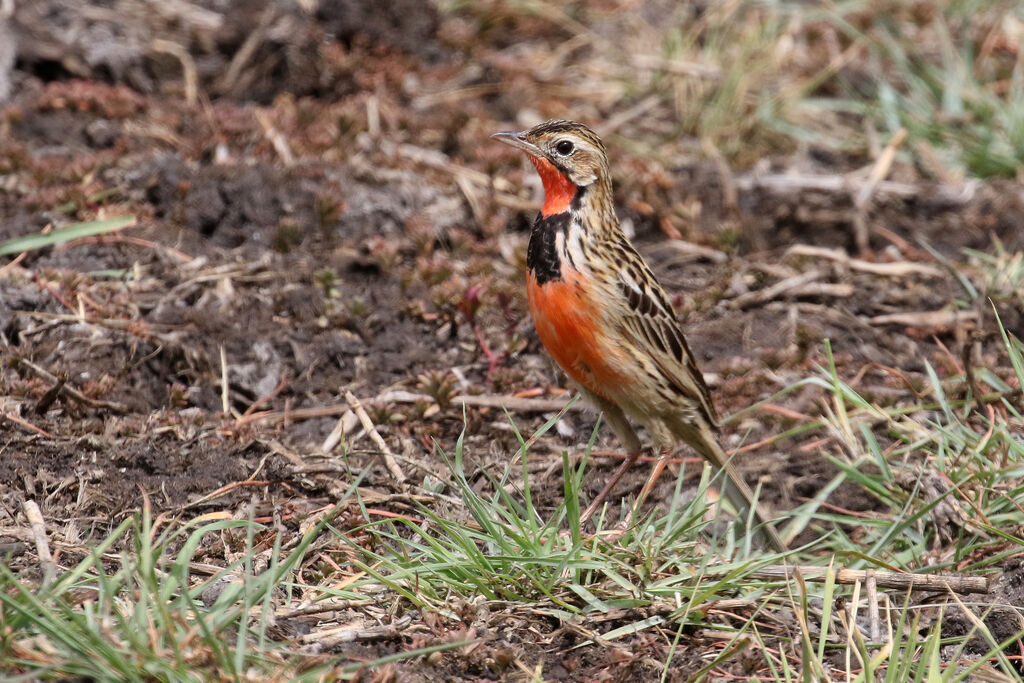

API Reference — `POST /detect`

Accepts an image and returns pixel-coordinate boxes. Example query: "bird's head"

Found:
[492,120,609,216]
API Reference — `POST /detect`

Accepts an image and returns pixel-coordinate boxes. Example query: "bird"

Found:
[492,119,785,551]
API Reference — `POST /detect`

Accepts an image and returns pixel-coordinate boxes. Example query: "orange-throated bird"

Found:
[493,120,785,551]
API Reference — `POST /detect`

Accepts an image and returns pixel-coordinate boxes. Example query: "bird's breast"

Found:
[527,267,628,398]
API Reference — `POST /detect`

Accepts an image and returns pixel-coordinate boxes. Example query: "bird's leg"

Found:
[578,448,641,525]
[623,445,674,527]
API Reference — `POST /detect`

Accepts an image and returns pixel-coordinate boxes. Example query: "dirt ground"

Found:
[2,1,1024,680]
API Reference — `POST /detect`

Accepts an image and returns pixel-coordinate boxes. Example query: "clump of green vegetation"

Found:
[812,1,1024,179]
[6,321,1024,679]
[0,495,466,680]
[272,221,303,253]
[418,370,458,408]
[487,0,1024,177]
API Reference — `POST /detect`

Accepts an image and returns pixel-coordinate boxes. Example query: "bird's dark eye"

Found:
[555,140,575,156]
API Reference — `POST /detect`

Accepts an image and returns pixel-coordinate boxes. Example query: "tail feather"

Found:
[688,423,787,552]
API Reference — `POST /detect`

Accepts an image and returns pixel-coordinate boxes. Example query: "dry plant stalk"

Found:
[345,390,407,486]
[749,564,989,594]
[22,500,55,584]
[20,358,129,414]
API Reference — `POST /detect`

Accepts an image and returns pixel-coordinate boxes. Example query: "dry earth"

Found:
[2,1,1024,680]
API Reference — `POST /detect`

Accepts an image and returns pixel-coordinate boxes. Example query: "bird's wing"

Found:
[608,241,719,426]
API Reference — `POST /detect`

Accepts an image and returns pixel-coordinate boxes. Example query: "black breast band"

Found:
[527,212,571,285]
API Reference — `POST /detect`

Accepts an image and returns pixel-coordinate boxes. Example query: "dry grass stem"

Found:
[786,244,941,277]
[749,565,990,594]
[345,390,407,486]
[22,500,55,584]
[19,358,130,413]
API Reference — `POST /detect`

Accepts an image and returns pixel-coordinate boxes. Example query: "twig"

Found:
[380,139,512,192]
[18,359,129,414]
[728,269,824,310]
[853,128,907,251]
[1,410,53,437]
[746,565,989,594]
[843,580,863,673]
[758,403,815,423]
[735,171,975,204]
[254,110,295,166]
[22,500,56,584]
[66,234,194,263]
[216,3,276,95]
[629,53,720,78]
[599,94,662,137]
[237,403,351,427]
[653,238,728,264]
[33,372,65,414]
[786,244,941,277]
[150,39,199,106]
[454,173,484,224]
[411,83,503,110]
[0,526,35,542]
[376,140,535,212]
[854,129,908,210]
[427,390,568,411]
[146,0,224,31]
[865,569,881,643]
[299,615,414,647]
[15,310,182,335]
[868,309,979,328]
[321,410,359,452]
[702,137,738,212]
[789,282,854,298]
[122,120,189,149]
[366,94,380,138]
[345,391,406,486]
[179,480,276,511]
[0,250,26,275]
[396,390,571,412]
[219,344,229,415]
[279,598,376,618]
[240,373,288,418]
[244,391,575,428]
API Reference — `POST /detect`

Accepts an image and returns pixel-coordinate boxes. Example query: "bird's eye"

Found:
[554,140,575,156]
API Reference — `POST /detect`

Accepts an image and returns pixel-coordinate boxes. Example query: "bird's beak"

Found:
[491,130,544,157]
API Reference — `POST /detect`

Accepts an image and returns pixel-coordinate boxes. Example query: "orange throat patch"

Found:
[528,155,577,217]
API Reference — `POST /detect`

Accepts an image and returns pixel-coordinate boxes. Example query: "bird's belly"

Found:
[527,270,627,398]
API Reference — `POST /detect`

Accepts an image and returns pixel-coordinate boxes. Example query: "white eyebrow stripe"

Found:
[571,139,600,155]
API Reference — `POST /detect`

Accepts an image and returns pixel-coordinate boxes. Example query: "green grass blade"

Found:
[0,217,135,256]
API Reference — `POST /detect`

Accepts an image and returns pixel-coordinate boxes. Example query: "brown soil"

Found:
[2,2,1024,680]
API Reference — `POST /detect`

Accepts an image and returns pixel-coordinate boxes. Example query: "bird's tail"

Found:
[687,422,787,552]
